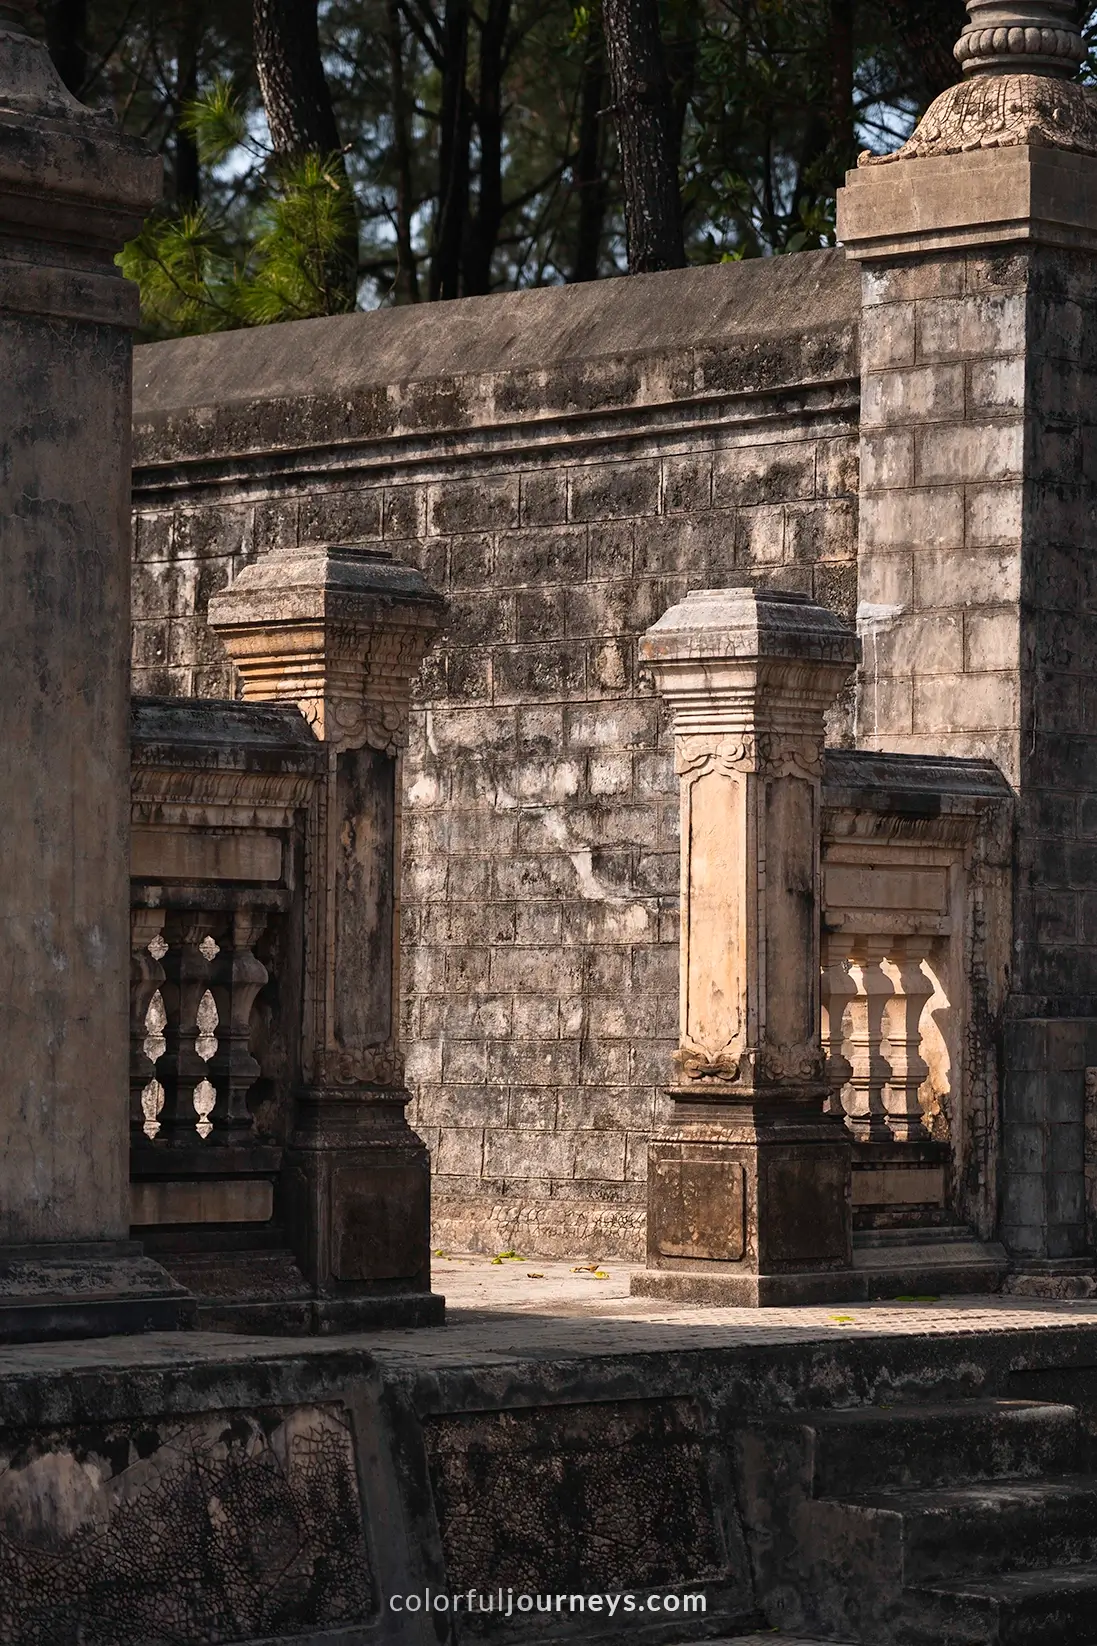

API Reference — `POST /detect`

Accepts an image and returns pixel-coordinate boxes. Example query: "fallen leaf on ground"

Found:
[527,1272,545,1279]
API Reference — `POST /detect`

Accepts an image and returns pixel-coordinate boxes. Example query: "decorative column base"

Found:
[0,1241,194,1344]
[630,1092,854,1308]
[283,1089,444,1330]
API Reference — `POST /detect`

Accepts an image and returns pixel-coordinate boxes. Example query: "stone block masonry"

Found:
[131,251,860,1258]
[838,84,1097,1278]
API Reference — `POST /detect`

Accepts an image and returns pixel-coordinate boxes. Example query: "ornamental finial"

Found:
[859,0,1097,166]
[955,1,1086,78]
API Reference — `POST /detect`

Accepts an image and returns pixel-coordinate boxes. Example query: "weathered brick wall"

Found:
[853,242,1097,1264]
[131,251,860,1259]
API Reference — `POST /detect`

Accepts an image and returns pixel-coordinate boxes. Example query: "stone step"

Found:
[849,1226,1008,1297]
[900,1563,1097,1646]
[158,1246,314,1332]
[829,1476,1097,1582]
[800,1399,1082,1496]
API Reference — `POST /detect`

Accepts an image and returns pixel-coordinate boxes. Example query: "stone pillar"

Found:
[0,3,190,1335]
[837,0,1097,1291]
[208,543,445,1327]
[630,588,858,1306]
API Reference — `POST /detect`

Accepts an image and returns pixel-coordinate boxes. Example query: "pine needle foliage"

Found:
[118,80,358,337]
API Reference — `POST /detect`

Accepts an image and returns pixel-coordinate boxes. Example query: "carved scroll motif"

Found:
[674,733,824,781]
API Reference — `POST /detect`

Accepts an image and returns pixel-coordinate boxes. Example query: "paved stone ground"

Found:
[5,1255,1097,1382]
[407,1250,1097,1355]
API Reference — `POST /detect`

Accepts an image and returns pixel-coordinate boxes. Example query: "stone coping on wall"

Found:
[130,250,860,468]
[822,747,1014,812]
[131,693,325,774]
[6,1294,1097,1404]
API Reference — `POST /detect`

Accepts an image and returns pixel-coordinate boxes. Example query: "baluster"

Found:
[883,937,933,1142]
[820,932,856,1120]
[845,936,895,1140]
[130,909,166,1139]
[207,907,269,1135]
[158,912,222,1141]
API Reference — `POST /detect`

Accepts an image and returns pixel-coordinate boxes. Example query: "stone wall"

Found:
[131,250,860,1259]
[849,231,1097,1264]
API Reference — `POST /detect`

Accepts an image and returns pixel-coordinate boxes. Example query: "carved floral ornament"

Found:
[862,2,1097,165]
[298,693,409,755]
[676,1041,824,1088]
[316,1045,405,1089]
[674,731,825,780]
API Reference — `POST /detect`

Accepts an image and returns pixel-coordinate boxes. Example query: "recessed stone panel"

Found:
[0,1404,374,1644]
[423,1398,745,1608]
[650,1152,746,1262]
[762,1151,850,1265]
[331,1163,425,1281]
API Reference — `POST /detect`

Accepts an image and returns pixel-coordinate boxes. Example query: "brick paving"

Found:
[310,1250,1097,1366]
[4,1252,1097,1382]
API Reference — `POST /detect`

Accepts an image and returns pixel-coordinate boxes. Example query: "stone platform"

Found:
[7,1263,1097,1643]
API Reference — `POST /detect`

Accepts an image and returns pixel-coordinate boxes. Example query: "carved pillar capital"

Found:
[207,543,445,754]
[956,2,1085,79]
[849,0,1097,172]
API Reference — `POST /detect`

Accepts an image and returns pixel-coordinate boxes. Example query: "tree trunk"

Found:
[253,0,344,156]
[463,0,511,296]
[830,0,856,169]
[252,0,358,310]
[571,32,607,283]
[881,0,965,103]
[664,0,701,177]
[44,0,88,97]
[430,0,472,299]
[602,0,685,273]
[385,0,421,301]
[175,12,202,210]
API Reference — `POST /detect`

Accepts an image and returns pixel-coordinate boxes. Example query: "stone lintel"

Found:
[838,143,1097,259]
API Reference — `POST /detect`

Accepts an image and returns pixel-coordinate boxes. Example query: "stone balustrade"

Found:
[820,749,1013,1238]
[126,543,447,1331]
[129,696,323,1242]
